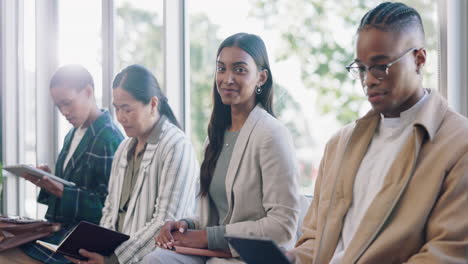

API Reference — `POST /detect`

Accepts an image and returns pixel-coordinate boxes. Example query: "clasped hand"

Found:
[155,221,208,249]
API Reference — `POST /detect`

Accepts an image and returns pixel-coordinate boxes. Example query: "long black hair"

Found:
[199,33,274,196]
[112,64,180,128]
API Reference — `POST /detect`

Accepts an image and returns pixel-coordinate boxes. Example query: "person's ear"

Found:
[150,96,159,115]
[414,48,426,74]
[83,84,94,98]
[257,69,268,87]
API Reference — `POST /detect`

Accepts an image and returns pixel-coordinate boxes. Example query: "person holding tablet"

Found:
[0,65,124,264]
[65,65,199,264]
[146,33,300,263]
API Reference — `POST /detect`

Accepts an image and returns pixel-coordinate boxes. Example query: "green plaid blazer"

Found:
[21,110,124,264]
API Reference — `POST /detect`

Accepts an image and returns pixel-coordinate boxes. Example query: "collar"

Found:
[358,89,448,142]
[128,115,168,148]
[147,115,167,144]
[73,109,110,137]
[380,89,429,129]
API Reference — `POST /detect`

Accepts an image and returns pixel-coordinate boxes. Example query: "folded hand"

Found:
[171,229,208,249]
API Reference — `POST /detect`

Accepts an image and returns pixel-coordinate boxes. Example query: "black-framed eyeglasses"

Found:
[345,48,418,81]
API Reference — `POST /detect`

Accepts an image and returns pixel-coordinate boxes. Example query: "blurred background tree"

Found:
[116,2,164,84]
[115,3,308,160]
[250,0,439,124]
[189,14,220,157]
[189,14,308,159]
[114,0,439,193]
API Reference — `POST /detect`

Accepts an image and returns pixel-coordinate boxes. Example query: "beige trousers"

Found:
[0,247,42,264]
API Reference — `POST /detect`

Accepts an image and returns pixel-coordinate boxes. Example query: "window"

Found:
[0,59,2,214]
[188,0,439,194]
[23,0,39,218]
[114,0,165,86]
[57,0,103,145]
[0,0,445,216]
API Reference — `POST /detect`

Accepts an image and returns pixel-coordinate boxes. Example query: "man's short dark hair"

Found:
[358,2,425,38]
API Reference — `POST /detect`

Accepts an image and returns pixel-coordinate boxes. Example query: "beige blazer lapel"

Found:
[316,113,379,263]
[223,105,265,224]
[342,125,426,263]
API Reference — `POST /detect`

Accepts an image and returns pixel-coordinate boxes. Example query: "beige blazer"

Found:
[191,104,300,260]
[292,89,468,264]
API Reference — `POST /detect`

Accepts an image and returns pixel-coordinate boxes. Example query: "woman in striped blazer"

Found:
[66,65,199,264]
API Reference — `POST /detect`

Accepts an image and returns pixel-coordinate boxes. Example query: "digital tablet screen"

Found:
[225,235,292,264]
[3,164,76,187]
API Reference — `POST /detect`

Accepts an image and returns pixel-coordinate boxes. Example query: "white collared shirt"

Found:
[63,126,88,172]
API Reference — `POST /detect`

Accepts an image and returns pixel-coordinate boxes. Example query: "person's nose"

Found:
[116,110,126,125]
[224,72,235,85]
[362,70,380,92]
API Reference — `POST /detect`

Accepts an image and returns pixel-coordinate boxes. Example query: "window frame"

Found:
[1,0,467,215]
[440,0,468,116]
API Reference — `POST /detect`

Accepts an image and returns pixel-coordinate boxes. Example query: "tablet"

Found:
[224,235,292,264]
[3,164,76,187]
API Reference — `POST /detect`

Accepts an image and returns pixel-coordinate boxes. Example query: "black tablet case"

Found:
[53,221,129,260]
[225,235,292,264]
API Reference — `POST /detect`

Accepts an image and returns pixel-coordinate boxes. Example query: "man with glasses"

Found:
[289,2,468,263]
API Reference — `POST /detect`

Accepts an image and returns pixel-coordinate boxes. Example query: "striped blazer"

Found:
[100,116,199,264]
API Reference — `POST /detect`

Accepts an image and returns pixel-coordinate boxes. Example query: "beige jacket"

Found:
[292,89,468,264]
[191,105,300,261]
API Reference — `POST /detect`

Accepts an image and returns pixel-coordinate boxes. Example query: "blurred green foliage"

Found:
[115,1,439,192]
[250,0,439,124]
[116,2,164,85]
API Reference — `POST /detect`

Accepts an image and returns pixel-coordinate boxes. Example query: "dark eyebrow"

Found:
[216,60,248,66]
[233,61,248,66]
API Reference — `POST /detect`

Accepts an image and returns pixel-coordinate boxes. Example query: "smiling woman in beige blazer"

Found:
[144,33,301,264]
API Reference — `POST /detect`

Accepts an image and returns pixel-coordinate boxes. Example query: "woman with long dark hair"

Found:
[66,65,199,264]
[146,33,300,263]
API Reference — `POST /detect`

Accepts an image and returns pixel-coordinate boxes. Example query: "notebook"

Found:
[224,235,292,264]
[37,221,129,260]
